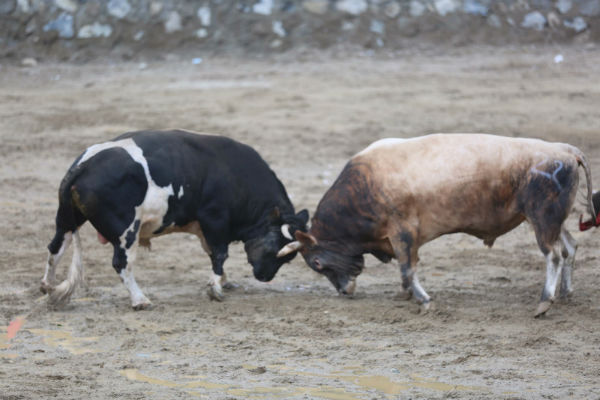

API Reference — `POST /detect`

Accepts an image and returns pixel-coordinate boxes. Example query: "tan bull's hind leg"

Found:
[48,231,84,306]
[390,231,431,311]
[559,229,577,299]
[535,244,563,318]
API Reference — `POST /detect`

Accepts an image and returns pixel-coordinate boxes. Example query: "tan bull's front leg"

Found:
[390,231,430,312]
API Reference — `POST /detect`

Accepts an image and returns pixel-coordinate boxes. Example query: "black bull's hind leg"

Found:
[520,160,579,317]
[111,220,152,310]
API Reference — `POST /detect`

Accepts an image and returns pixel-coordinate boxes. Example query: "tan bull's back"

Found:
[352,134,580,244]
[355,134,576,187]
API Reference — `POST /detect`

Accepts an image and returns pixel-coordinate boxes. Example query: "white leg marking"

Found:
[42,232,72,289]
[207,272,226,301]
[411,273,430,304]
[120,269,151,309]
[211,272,223,291]
[120,245,151,309]
[560,231,576,296]
[543,251,562,301]
[49,231,83,306]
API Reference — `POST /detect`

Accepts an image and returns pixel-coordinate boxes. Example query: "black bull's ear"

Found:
[269,207,281,222]
[296,209,309,226]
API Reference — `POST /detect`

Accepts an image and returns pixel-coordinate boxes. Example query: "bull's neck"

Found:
[235,199,294,243]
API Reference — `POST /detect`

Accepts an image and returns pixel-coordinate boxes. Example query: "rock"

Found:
[342,20,355,30]
[77,22,112,38]
[164,11,182,33]
[196,28,208,38]
[247,366,267,374]
[487,13,502,27]
[253,0,273,15]
[197,5,211,26]
[556,0,572,14]
[43,12,74,38]
[383,1,400,18]
[302,0,328,15]
[547,11,561,28]
[55,0,77,13]
[107,0,131,19]
[336,0,368,15]
[133,30,144,40]
[272,20,286,37]
[434,0,459,16]
[370,19,385,35]
[25,18,36,34]
[409,0,426,17]
[17,0,30,13]
[0,0,16,14]
[579,0,600,17]
[521,11,546,30]
[563,16,587,32]
[21,57,37,67]
[463,0,488,16]
[149,1,163,16]
[531,0,552,10]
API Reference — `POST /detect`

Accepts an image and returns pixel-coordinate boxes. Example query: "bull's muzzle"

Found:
[339,277,356,296]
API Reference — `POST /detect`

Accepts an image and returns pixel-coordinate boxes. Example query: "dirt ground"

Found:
[1,45,600,399]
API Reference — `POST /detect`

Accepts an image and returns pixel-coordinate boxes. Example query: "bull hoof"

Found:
[222,282,239,291]
[40,282,52,295]
[395,291,413,301]
[207,285,224,302]
[534,301,553,318]
[132,301,153,311]
[559,288,573,300]
[419,301,432,314]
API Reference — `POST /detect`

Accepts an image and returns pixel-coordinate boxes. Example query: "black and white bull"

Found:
[41,130,308,309]
[278,134,596,317]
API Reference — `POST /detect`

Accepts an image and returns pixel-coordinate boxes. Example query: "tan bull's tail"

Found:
[572,147,598,231]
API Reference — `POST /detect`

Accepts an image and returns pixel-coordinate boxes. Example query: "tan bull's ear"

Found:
[295,231,317,246]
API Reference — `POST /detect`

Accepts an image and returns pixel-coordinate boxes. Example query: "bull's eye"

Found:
[313,258,322,270]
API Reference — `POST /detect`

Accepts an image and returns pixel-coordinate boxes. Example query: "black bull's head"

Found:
[245,209,309,282]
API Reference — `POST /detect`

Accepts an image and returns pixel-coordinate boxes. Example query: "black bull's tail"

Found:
[48,162,87,253]
[573,149,598,231]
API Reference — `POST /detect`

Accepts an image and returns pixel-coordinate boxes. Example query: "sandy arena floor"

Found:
[1,45,600,399]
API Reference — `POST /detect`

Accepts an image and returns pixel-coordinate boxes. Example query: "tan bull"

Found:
[279,134,596,317]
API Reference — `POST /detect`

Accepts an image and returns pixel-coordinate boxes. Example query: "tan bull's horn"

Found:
[281,224,294,240]
[277,241,303,258]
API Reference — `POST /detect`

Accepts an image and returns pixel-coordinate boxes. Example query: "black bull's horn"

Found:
[277,241,303,258]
